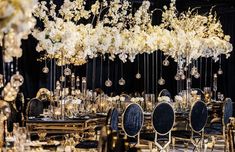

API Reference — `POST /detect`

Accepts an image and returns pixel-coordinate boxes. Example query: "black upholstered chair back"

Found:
[223,98,233,126]
[120,94,131,102]
[106,108,113,125]
[27,98,44,117]
[122,103,144,137]
[106,108,119,131]
[152,102,175,135]
[158,89,171,99]
[110,108,119,131]
[190,100,208,133]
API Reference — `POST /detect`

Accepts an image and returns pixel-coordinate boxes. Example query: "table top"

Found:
[27,114,106,123]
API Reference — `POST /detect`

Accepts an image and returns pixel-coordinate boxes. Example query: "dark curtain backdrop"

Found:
[1,0,235,102]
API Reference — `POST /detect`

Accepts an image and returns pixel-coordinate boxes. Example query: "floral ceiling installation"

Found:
[32,0,232,65]
[0,0,37,62]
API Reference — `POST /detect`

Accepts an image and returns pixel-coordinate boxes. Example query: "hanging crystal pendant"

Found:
[64,67,71,76]
[158,77,165,85]
[163,58,170,66]
[10,71,24,87]
[105,79,112,87]
[218,68,223,75]
[42,65,49,74]
[119,77,126,86]
[181,74,186,80]
[174,73,180,81]
[42,60,49,74]
[0,74,4,88]
[60,75,65,82]
[135,73,141,79]
[194,72,200,79]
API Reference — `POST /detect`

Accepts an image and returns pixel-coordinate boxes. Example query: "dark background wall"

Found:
[1,0,235,102]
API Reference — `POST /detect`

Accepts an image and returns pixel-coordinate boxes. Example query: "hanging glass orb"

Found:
[158,77,165,85]
[0,74,4,88]
[163,59,170,66]
[135,73,141,79]
[64,67,71,76]
[10,71,24,87]
[105,79,112,87]
[174,74,180,81]
[42,66,49,74]
[194,72,200,79]
[118,77,126,86]
[60,75,65,82]
[181,74,186,80]
[218,68,223,75]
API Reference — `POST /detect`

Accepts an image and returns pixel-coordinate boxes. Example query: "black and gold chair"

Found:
[141,102,175,151]
[172,100,208,151]
[26,98,44,118]
[158,89,171,99]
[205,98,233,151]
[76,108,119,150]
[122,103,144,147]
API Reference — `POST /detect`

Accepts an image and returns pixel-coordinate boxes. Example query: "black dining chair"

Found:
[205,98,233,151]
[122,103,144,146]
[158,89,172,99]
[76,108,119,150]
[141,102,175,151]
[172,100,208,151]
[26,98,44,118]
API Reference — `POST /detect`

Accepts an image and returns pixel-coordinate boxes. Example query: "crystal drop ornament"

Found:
[135,73,141,79]
[194,72,200,79]
[105,79,112,87]
[10,71,24,87]
[60,76,65,82]
[174,74,180,81]
[158,77,165,85]
[64,67,71,76]
[118,78,126,86]
[218,68,223,75]
[163,59,170,66]
[42,66,49,74]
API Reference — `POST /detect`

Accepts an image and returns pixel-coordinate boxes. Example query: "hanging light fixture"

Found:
[105,58,112,87]
[158,52,165,85]
[119,61,126,86]
[42,60,49,74]
[135,55,141,79]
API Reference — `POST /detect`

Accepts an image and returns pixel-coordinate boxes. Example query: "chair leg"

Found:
[172,137,175,150]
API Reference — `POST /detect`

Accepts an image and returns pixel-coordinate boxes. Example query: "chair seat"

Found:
[172,130,201,139]
[75,140,98,149]
[140,133,169,142]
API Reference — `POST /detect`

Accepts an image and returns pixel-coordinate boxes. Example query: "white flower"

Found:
[158,96,171,102]
[174,95,183,102]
